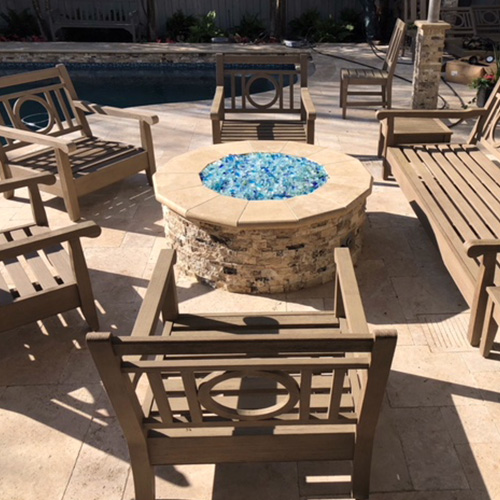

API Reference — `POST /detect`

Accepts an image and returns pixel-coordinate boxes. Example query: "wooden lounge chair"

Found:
[380,79,500,350]
[0,173,101,332]
[0,64,158,221]
[211,53,316,144]
[87,248,397,500]
[340,19,407,119]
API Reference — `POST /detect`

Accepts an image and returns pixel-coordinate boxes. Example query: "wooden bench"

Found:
[87,248,397,500]
[48,0,141,42]
[441,6,500,41]
[380,78,500,349]
[211,53,316,144]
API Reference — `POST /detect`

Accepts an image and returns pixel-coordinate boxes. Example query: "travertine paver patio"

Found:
[1,43,499,500]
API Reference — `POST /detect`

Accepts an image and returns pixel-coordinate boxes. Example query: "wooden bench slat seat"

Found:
[0,65,158,221]
[0,173,101,332]
[87,248,397,500]
[381,79,500,352]
[211,53,316,145]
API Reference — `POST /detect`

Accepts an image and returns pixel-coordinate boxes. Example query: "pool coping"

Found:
[0,42,313,64]
[154,140,373,229]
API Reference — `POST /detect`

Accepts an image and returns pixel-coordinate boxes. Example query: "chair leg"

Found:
[341,78,348,119]
[385,83,392,109]
[68,240,99,331]
[382,159,392,181]
[480,291,498,357]
[131,458,156,500]
[377,124,385,158]
[140,121,156,186]
[54,150,81,221]
[352,454,370,500]
[0,163,14,199]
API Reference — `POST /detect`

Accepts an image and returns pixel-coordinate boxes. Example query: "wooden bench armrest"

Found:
[0,124,76,154]
[334,247,369,334]
[0,221,101,260]
[130,249,178,337]
[0,173,56,194]
[301,88,317,119]
[210,86,225,119]
[465,239,500,258]
[376,108,486,121]
[73,100,159,125]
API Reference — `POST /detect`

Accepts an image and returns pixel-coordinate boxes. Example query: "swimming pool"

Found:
[0,63,291,108]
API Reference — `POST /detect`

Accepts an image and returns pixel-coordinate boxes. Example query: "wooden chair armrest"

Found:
[0,173,56,194]
[465,239,500,258]
[130,249,178,337]
[301,88,317,119]
[376,108,486,121]
[0,221,101,260]
[210,86,225,119]
[73,100,159,125]
[334,247,369,334]
[0,124,76,154]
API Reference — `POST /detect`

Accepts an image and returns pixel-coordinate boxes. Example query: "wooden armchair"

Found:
[0,64,158,221]
[211,53,316,144]
[340,19,407,119]
[0,173,101,332]
[87,248,397,500]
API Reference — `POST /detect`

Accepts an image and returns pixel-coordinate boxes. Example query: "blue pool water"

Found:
[0,63,291,108]
[200,153,329,201]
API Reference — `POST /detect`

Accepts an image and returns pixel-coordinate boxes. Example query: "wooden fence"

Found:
[0,0,366,37]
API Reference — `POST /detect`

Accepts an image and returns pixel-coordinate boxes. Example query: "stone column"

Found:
[411,20,450,109]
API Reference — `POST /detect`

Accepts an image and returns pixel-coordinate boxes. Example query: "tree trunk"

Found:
[146,0,157,41]
[31,0,51,39]
[270,0,286,39]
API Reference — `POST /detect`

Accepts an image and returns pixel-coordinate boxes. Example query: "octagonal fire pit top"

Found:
[154,140,372,229]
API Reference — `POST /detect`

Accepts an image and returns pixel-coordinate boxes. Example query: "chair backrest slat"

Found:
[216,53,308,115]
[87,332,391,433]
[327,367,347,421]
[146,372,174,424]
[383,19,407,75]
[0,65,88,153]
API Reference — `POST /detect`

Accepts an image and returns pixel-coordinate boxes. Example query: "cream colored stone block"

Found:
[187,195,247,227]
[238,200,298,227]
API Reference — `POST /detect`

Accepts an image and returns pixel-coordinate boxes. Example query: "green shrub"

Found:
[188,11,224,43]
[166,10,197,42]
[287,9,322,40]
[288,8,360,43]
[0,8,40,38]
[233,13,266,41]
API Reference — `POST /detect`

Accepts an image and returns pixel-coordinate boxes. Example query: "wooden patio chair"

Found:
[0,64,158,221]
[211,53,316,144]
[87,248,397,500]
[340,19,407,119]
[0,173,101,332]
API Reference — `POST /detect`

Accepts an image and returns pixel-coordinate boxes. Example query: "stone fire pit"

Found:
[154,141,372,294]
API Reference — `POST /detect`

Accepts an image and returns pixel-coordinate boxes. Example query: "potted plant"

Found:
[470,46,499,107]
[471,73,498,107]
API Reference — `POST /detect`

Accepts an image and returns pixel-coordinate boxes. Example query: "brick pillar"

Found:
[411,21,450,109]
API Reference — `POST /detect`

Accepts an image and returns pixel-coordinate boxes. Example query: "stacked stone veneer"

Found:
[164,203,367,294]
[412,21,451,109]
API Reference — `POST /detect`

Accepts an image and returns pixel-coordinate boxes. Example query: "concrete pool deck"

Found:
[1,43,499,500]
